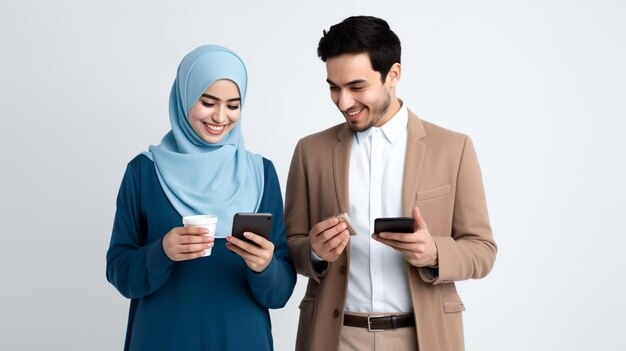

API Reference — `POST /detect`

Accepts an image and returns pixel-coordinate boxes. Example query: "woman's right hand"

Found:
[162,226,214,261]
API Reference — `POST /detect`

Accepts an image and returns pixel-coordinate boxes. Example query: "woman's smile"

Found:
[204,122,228,135]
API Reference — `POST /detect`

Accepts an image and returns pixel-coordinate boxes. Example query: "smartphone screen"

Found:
[231,213,273,245]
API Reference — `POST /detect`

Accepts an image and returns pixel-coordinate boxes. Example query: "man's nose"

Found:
[337,90,354,111]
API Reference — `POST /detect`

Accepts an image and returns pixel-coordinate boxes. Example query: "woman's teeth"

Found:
[205,123,225,131]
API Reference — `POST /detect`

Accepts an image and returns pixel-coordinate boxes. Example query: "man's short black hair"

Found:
[318,16,401,83]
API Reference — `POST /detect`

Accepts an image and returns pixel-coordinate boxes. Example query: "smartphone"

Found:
[232,212,273,245]
[374,217,416,234]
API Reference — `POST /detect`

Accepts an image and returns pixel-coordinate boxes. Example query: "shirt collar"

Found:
[355,101,408,144]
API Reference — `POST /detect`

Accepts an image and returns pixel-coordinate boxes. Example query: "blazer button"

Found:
[339,265,346,274]
[333,309,340,318]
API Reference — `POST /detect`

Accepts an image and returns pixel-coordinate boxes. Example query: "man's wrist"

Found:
[311,248,324,263]
[310,249,327,274]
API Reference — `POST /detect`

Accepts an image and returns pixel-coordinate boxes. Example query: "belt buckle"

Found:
[367,315,385,332]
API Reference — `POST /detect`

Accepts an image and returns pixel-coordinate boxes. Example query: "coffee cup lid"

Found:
[182,215,218,225]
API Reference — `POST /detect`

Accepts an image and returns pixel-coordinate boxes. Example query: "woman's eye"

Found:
[201,101,214,107]
[227,105,240,111]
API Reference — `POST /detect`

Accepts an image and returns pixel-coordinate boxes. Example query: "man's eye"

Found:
[351,86,363,91]
[329,86,339,91]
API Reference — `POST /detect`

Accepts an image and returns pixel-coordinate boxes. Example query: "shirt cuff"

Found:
[311,249,324,263]
[310,249,328,276]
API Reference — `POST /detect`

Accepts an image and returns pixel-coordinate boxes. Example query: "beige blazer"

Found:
[284,111,497,351]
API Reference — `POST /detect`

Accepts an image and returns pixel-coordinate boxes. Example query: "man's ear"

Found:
[385,63,402,87]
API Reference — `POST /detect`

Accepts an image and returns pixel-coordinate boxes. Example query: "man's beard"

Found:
[349,90,392,132]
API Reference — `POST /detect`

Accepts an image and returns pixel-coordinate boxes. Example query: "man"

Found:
[284,16,497,351]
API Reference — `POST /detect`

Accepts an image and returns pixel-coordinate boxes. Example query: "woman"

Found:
[106,45,296,350]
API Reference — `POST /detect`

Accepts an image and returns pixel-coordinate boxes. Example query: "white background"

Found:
[1,1,625,350]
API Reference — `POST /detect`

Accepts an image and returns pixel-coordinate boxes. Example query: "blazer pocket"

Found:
[299,296,315,309]
[417,184,451,201]
[443,302,465,313]
[439,283,465,314]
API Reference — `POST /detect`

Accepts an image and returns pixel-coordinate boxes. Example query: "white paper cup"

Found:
[182,215,218,257]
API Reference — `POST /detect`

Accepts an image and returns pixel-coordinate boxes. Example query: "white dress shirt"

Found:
[344,103,413,313]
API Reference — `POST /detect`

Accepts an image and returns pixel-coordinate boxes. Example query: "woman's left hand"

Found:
[226,232,274,272]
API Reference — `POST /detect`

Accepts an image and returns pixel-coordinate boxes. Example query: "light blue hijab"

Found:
[144,45,264,238]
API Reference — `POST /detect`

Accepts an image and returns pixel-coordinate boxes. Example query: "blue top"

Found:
[106,155,296,351]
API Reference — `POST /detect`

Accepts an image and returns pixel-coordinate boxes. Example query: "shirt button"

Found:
[333,309,340,318]
[339,265,346,274]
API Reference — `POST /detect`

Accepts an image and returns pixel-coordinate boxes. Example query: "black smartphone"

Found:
[232,213,273,245]
[374,217,416,233]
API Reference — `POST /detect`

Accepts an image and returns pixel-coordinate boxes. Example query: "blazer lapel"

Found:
[402,110,427,216]
[333,123,353,214]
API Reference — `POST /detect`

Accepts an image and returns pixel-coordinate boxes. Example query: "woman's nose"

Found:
[212,106,226,123]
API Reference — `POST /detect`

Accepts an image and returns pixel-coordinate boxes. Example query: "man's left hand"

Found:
[372,207,438,268]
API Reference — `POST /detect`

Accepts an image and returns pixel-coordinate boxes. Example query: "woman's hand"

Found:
[226,232,274,272]
[162,226,214,261]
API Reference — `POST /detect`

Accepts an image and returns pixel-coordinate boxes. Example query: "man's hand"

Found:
[310,217,350,262]
[372,207,438,267]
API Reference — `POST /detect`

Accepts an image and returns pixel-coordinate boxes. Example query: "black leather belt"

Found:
[343,313,415,332]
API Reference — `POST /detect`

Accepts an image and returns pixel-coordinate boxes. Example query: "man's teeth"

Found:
[347,109,362,116]
[205,123,225,131]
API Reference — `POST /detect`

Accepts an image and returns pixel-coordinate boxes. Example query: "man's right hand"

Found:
[310,217,350,262]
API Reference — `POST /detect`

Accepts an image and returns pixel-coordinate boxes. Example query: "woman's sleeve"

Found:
[246,159,297,309]
[106,160,176,299]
